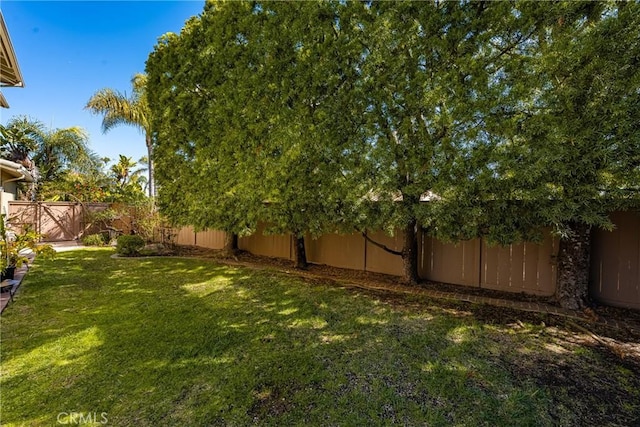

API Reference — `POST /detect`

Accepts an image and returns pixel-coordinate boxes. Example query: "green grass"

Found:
[1,248,638,426]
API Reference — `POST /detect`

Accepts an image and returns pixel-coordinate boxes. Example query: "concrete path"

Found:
[50,241,85,252]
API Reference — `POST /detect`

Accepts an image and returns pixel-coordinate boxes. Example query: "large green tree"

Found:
[346,1,527,283]
[485,2,640,309]
[147,7,261,254]
[240,1,366,268]
[146,1,537,278]
[85,73,155,198]
[147,1,640,304]
[148,1,364,265]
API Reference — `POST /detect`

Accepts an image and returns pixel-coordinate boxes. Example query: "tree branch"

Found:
[362,231,403,256]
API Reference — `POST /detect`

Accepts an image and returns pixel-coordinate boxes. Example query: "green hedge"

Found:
[82,233,108,247]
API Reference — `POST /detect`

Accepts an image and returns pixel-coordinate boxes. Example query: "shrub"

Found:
[129,201,162,242]
[82,233,107,247]
[116,235,145,257]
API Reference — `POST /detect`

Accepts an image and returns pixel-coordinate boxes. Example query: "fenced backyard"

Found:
[7,202,640,310]
[172,213,640,311]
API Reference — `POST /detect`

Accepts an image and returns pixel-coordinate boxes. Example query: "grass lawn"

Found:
[1,248,638,426]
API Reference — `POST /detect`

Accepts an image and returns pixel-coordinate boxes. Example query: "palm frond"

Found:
[85,88,150,134]
[85,74,155,197]
[101,114,144,134]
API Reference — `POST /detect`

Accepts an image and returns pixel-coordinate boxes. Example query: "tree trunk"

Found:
[402,218,420,285]
[146,133,155,198]
[223,232,239,255]
[293,235,308,269]
[556,221,592,310]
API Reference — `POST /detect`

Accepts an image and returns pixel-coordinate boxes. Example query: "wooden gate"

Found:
[7,201,110,242]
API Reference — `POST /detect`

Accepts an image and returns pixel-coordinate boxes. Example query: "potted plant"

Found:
[0,215,55,281]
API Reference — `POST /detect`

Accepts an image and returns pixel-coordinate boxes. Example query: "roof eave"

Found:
[0,11,25,96]
[0,91,8,108]
[0,159,34,182]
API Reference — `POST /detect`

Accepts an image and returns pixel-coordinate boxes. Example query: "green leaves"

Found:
[0,115,44,165]
[0,115,106,200]
[146,1,640,249]
[85,73,155,197]
[492,2,640,231]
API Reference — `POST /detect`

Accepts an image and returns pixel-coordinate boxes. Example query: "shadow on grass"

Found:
[1,248,639,426]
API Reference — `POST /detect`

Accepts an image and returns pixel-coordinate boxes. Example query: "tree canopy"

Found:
[1,115,150,203]
[0,116,103,199]
[146,0,640,308]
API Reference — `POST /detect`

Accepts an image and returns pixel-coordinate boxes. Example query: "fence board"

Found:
[16,199,636,308]
[174,226,196,246]
[239,223,292,260]
[537,233,559,294]
[38,203,79,241]
[80,203,111,237]
[591,211,640,309]
[481,235,557,296]
[364,230,404,276]
[195,230,228,250]
[7,201,37,234]
[8,201,115,242]
[421,236,481,287]
[305,233,366,271]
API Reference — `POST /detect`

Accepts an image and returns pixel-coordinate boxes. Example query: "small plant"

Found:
[0,215,55,276]
[82,233,108,247]
[116,235,145,257]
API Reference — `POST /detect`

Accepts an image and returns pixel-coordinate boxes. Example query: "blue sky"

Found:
[1,1,204,166]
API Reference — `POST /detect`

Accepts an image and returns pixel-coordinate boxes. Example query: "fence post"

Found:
[478,237,483,288]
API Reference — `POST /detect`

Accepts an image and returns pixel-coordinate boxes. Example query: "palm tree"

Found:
[0,116,44,169]
[85,73,155,197]
[110,155,138,189]
[34,126,97,182]
[108,154,148,203]
[1,116,99,199]
[135,156,149,194]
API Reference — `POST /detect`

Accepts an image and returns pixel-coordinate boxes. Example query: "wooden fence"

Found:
[8,201,111,241]
[8,201,638,310]
[171,211,640,310]
[590,211,640,310]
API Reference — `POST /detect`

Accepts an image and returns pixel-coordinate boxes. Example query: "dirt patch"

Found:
[248,384,294,423]
[502,336,640,426]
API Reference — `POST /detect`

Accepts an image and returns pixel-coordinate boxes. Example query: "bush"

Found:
[129,201,162,242]
[82,233,107,247]
[116,235,145,257]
